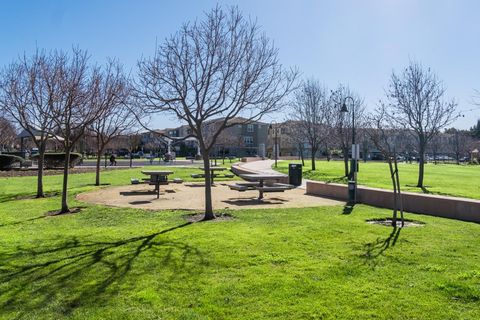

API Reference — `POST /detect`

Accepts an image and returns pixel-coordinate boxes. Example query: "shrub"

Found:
[0,154,25,171]
[31,153,83,169]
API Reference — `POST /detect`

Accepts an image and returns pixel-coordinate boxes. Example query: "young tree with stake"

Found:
[367,105,404,227]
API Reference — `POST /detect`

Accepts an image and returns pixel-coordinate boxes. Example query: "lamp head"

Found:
[340,103,348,113]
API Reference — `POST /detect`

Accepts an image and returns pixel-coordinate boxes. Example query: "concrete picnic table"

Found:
[238,173,290,199]
[141,170,174,198]
[198,166,227,185]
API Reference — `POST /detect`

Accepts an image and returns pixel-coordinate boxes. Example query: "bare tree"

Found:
[90,60,133,186]
[136,6,297,220]
[0,117,17,151]
[445,128,472,164]
[331,85,365,178]
[289,79,332,170]
[385,61,458,187]
[0,50,59,197]
[367,105,404,227]
[47,49,106,213]
[124,132,142,168]
[286,121,306,165]
[429,135,442,165]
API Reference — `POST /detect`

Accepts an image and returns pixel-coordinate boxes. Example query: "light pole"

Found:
[269,121,278,168]
[340,96,357,203]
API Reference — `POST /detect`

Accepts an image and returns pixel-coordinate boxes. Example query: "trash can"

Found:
[288,163,302,186]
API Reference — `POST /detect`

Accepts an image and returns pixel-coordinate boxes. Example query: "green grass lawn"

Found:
[0,164,236,203]
[0,167,479,319]
[275,160,480,199]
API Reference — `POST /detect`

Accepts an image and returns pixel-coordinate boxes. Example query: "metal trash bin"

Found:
[288,163,302,186]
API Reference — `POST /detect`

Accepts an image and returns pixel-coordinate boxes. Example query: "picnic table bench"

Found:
[141,170,174,199]
[229,173,294,199]
[191,166,230,185]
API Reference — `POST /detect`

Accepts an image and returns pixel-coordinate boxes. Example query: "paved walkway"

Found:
[237,159,310,188]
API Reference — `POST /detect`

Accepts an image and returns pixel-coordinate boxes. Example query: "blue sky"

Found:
[1,0,479,129]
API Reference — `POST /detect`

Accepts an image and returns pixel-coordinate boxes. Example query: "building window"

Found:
[281,128,288,134]
[247,124,254,133]
[244,136,254,146]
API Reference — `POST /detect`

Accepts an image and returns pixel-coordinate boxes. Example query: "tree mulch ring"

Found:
[184,212,235,223]
[367,218,425,228]
[45,206,86,216]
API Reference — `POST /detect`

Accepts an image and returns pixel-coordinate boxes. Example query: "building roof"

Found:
[17,129,64,141]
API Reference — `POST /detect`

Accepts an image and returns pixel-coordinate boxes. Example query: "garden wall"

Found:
[306,181,480,223]
[241,157,263,162]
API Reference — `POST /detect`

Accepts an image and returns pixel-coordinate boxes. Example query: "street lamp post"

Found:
[340,96,357,203]
[269,121,278,168]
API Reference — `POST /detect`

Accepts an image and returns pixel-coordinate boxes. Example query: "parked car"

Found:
[145,153,158,159]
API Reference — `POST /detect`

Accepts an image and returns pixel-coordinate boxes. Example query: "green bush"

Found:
[31,153,83,169]
[0,154,25,171]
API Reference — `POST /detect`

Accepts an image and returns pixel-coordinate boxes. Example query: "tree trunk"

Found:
[60,148,71,213]
[129,151,133,168]
[202,153,215,220]
[36,144,46,198]
[417,146,425,188]
[394,157,404,227]
[95,147,103,186]
[299,146,305,166]
[311,147,316,171]
[387,158,397,227]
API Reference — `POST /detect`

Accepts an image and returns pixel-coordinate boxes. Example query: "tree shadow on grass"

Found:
[0,215,46,228]
[0,191,60,204]
[0,222,204,317]
[361,227,402,269]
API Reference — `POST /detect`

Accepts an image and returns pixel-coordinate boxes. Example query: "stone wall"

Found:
[306,181,480,223]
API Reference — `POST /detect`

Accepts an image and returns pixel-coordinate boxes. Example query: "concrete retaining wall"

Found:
[307,181,480,223]
[240,157,264,162]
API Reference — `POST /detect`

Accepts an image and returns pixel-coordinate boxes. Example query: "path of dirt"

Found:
[76,181,343,211]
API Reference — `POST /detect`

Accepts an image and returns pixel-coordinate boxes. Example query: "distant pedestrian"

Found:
[109,154,117,166]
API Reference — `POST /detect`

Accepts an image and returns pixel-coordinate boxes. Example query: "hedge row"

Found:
[0,154,25,171]
[31,153,83,169]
